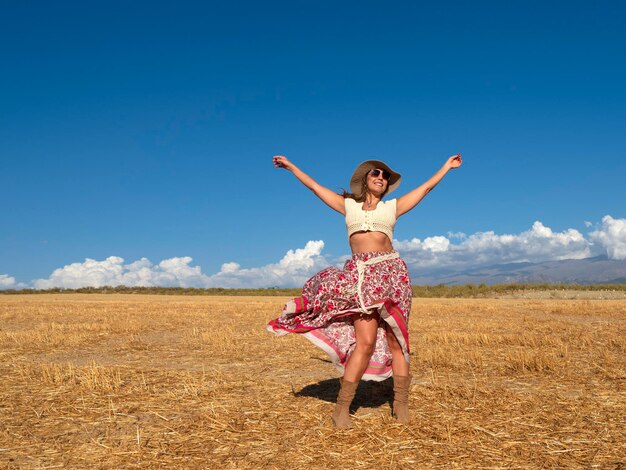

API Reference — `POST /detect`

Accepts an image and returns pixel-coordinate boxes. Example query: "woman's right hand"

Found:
[273,155,294,171]
[272,155,346,214]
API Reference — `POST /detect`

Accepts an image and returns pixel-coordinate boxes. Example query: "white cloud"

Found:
[422,236,450,252]
[220,262,240,273]
[205,240,329,288]
[0,274,17,289]
[6,216,625,290]
[31,255,215,289]
[30,256,208,289]
[395,220,594,272]
[589,215,626,260]
[29,241,330,289]
[447,231,467,240]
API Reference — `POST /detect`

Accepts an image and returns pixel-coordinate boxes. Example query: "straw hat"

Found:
[350,160,402,196]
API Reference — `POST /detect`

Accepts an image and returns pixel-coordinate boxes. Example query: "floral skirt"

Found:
[266,250,412,381]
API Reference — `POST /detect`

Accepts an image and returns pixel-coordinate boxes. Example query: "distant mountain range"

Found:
[410,255,626,285]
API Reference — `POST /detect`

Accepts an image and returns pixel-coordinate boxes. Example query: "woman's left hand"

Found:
[446,153,462,169]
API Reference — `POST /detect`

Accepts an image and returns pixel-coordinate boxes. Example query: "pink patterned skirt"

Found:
[266,250,412,381]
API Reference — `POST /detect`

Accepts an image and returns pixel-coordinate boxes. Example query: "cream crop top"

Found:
[345,198,397,240]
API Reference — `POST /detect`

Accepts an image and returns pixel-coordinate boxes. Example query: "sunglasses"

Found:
[369,168,390,180]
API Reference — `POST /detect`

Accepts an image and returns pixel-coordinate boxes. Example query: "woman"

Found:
[267,154,462,428]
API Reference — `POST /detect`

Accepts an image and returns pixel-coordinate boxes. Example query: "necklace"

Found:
[363,200,378,210]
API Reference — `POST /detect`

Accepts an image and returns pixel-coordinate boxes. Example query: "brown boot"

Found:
[392,374,411,423]
[332,379,358,429]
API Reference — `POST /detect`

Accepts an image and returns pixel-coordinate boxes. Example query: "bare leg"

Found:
[386,323,411,423]
[342,313,380,382]
[386,322,410,376]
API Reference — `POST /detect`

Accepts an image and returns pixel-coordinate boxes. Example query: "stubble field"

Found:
[0,294,624,469]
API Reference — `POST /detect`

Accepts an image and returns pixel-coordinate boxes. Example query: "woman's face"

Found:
[366,168,389,197]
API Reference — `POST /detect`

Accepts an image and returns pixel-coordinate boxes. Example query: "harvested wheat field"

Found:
[0,294,624,469]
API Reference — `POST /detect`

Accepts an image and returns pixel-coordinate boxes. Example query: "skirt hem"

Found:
[268,298,410,381]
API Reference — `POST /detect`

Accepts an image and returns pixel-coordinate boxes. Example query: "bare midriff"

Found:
[349,231,393,254]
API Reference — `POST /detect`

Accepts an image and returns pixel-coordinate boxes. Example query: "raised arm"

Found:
[396,154,462,217]
[273,155,346,214]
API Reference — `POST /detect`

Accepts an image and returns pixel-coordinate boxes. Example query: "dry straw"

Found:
[0,293,624,468]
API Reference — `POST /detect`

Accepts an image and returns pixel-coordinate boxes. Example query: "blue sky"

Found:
[1,1,625,288]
